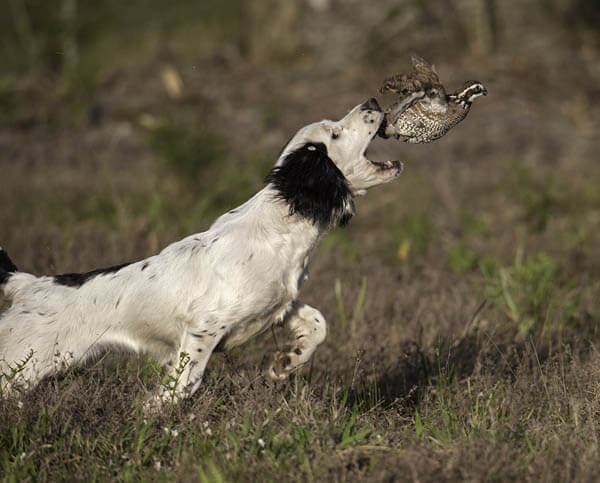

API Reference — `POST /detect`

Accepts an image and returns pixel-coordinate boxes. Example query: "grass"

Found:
[3,330,600,481]
[144,120,274,230]
[482,252,585,342]
[334,275,368,332]
[447,242,478,274]
[391,213,434,262]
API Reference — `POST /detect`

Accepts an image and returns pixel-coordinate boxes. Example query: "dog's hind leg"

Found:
[268,302,327,380]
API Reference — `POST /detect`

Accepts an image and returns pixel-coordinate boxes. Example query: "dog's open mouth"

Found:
[364,147,403,171]
[368,158,401,171]
[365,124,402,171]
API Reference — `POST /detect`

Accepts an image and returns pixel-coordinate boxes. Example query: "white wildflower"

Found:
[257,438,266,449]
[154,461,162,471]
[163,427,179,437]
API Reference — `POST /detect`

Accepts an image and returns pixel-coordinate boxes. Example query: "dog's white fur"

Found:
[0,100,401,405]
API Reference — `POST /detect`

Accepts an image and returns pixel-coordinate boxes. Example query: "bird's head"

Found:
[451,81,487,108]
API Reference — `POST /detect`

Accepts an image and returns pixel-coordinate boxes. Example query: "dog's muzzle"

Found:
[360,98,382,112]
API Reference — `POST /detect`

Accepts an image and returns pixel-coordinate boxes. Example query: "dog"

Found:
[0,98,402,406]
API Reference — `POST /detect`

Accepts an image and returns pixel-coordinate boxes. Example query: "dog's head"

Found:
[266,99,402,228]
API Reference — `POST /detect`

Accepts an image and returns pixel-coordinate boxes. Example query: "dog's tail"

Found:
[0,247,19,312]
[0,247,18,292]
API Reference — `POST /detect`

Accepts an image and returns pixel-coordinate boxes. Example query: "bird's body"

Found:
[379,54,487,143]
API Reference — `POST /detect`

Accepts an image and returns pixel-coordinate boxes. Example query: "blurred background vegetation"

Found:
[1,1,600,480]
[1,0,599,253]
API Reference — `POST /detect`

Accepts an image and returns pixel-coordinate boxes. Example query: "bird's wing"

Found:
[410,53,441,84]
[387,90,426,124]
[379,74,407,93]
[380,73,426,95]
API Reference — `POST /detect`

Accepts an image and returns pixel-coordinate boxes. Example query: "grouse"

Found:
[379,54,487,143]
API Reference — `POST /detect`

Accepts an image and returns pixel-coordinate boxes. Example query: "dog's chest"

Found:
[215,249,311,351]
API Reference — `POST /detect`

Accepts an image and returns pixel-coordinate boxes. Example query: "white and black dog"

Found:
[0,99,402,406]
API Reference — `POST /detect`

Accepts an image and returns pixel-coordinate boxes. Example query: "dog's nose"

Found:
[360,98,381,112]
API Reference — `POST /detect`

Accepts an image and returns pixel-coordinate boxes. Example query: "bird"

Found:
[378,54,487,143]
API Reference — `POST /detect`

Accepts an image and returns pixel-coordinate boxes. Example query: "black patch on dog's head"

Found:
[54,262,130,287]
[265,142,354,227]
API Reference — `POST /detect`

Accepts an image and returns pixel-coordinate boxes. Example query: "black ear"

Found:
[265,142,355,227]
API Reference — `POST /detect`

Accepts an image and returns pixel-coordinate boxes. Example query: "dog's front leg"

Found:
[146,326,225,409]
[269,302,327,380]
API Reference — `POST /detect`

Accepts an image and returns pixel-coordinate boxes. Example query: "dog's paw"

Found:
[268,350,304,381]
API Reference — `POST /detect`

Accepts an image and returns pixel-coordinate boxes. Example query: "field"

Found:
[1,1,600,481]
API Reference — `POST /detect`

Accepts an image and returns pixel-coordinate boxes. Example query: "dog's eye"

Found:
[331,132,340,140]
